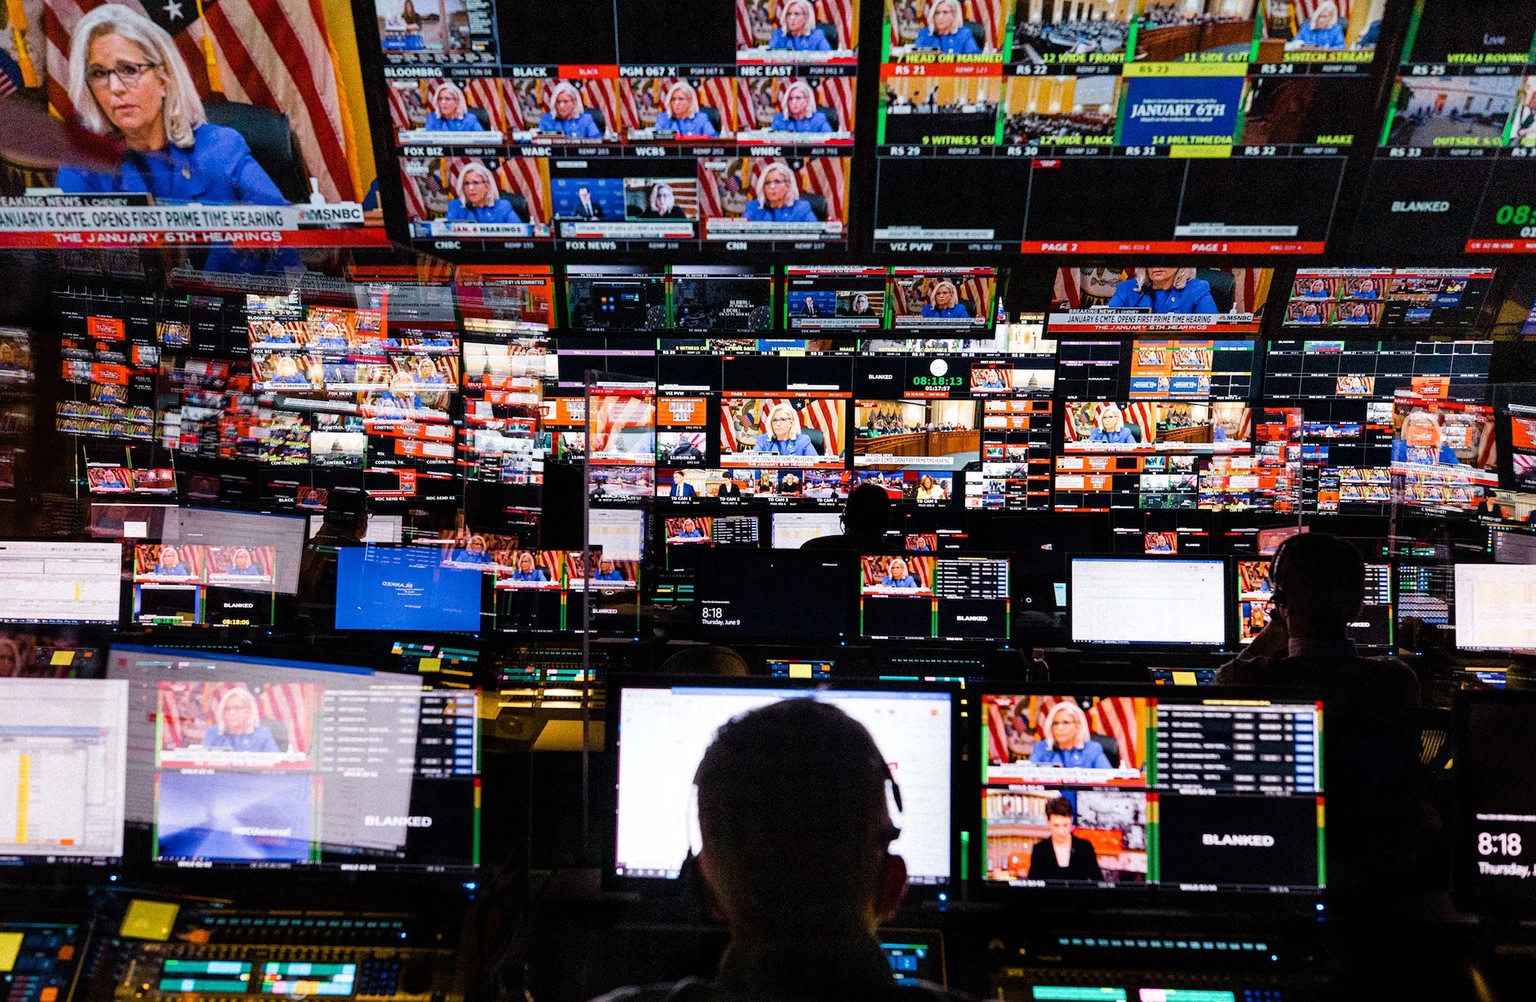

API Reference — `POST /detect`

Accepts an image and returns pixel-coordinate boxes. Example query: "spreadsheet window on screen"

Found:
[1071,558,1227,647]
[0,542,122,624]
[1455,565,1536,652]
[0,679,128,862]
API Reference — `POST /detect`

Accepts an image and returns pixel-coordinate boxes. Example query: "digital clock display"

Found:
[911,376,962,388]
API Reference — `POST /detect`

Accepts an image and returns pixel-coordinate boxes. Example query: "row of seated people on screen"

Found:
[1013,16,1130,58]
[1141,2,1250,28]
[1003,111,1115,140]
[420,79,841,139]
[440,162,822,225]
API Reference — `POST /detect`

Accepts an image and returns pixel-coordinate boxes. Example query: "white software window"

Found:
[1071,558,1227,646]
[1455,564,1536,651]
[0,679,128,860]
[0,541,122,624]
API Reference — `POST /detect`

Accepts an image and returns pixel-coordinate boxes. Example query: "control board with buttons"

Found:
[0,921,90,1002]
[100,911,459,1002]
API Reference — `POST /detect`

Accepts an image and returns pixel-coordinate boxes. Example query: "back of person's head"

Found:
[843,483,893,539]
[1271,531,1364,634]
[323,488,370,537]
[694,698,902,932]
[658,644,750,677]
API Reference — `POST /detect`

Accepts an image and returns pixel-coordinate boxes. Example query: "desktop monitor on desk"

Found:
[1069,557,1229,648]
[980,685,1325,899]
[611,679,957,891]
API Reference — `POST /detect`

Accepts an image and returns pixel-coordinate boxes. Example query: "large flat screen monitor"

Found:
[335,546,483,632]
[613,680,955,887]
[981,687,1324,897]
[1456,691,1536,914]
[107,646,478,873]
[1069,557,1228,647]
[0,679,128,866]
[695,550,850,641]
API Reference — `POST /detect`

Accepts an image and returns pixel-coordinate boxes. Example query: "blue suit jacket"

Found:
[57,123,284,206]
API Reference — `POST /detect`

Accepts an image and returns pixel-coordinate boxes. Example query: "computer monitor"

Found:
[695,550,850,641]
[771,512,843,549]
[612,680,956,888]
[1069,558,1228,647]
[1455,565,1536,652]
[161,508,309,596]
[106,646,479,873]
[309,514,405,545]
[859,554,1011,643]
[980,686,1324,897]
[0,541,122,625]
[335,546,483,632]
[1455,691,1536,913]
[0,679,128,865]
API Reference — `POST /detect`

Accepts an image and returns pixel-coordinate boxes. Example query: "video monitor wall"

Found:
[6,2,384,254]
[1353,1,1536,256]
[373,0,857,252]
[1261,337,1494,513]
[1283,268,1496,330]
[1049,275,1264,513]
[981,690,1325,895]
[872,0,1390,254]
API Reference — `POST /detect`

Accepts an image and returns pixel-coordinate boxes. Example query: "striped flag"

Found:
[498,156,549,224]
[814,0,854,52]
[398,161,431,221]
[1086,697,1141,770]
[799,156,846,222]
[985,698,1011,763]
[698,77,743,134]
[45,0,363,201]
[735,0,758,48]
[959,0,1006,52]
[386,80,415,132]
[463,78,504,131]
[788,396,843,455]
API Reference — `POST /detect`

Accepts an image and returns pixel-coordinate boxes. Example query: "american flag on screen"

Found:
[1013,695,1142,770]
[44,0,363,201]
[698,156,846,223]
[158,682,315,754]
[462,78,504,131]
[719,396,844,456]
[1062,401,1161,445]
[737,0,856,51]
[698,77,752,134]
[892,0,1005,50]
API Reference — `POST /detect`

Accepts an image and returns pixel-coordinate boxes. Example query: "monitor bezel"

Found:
[604,675,965,903]
[1067,555,1234,651]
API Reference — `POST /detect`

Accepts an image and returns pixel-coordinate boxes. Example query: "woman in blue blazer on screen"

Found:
[770,80,832,133]
[423,81,485,131]
[742,162,817,223]
[1103,267,1219,314]
[538,82,602,139]
[445,161,522,224]
[913,0,980,54]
